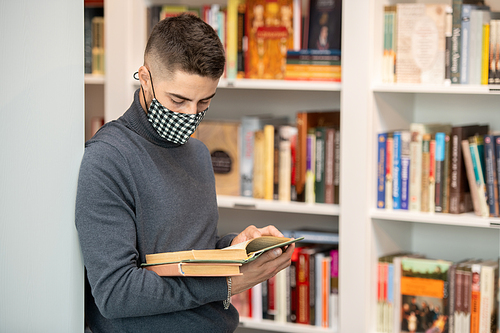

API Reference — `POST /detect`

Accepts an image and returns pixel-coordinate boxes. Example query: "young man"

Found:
[76,14,294,332]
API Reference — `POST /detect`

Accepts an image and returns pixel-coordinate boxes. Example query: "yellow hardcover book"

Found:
[285,64,341,73]
[253,130,265,199]
[482,23,490,85]
[264,124,275,200]
[145,236,303,265]
[245,0,294,79]
[91,16,105,75]
[226,0,239,79]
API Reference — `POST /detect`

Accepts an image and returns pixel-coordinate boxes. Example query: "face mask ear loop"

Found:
[147,69,158,101]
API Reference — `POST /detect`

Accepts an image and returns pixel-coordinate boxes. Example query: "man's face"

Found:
[142,67,219,115]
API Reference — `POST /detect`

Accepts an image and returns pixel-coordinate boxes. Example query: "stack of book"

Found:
[284,49,341,82]
[382,1,500,85]
[232,229,339,330]
[377,254,499,333]
[146,0,342,81]
[377,123,500,218]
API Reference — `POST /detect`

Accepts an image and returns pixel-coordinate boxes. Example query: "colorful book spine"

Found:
[435,132,446,212]
[483,135,499,217]
[240,116,261,197]
[324,128,335,204]
[264,125,275,200]
[333,129,340,204]
[315,127,326,203]
[377,133,388,209]
[226,0,238,79]
[305,130,316,204]
[470,263,482,333]
[442,134,452,213]
[421,134,431,212]
[400,131,411,210]
[392,132,402,210]
[429,138,436,212]
[469,136,489,217]
[385,134,394,210]
[496,136,500,211]
[451,0,464,84]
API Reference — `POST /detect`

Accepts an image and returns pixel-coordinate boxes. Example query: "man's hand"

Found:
[229,224,294,295]
[230,225,284,246]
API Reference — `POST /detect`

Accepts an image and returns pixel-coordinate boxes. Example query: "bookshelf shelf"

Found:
[219,79,342,92]
[369,209,496,228]
[239,317,335,333]
[131,78,341,92]
[372,83,500,95]
[217,195,340,216]
[84,74,105,85]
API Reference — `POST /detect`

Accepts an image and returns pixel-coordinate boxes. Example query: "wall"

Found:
[0,1,84,332]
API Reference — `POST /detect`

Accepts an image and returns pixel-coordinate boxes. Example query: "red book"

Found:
[296,248,311,324]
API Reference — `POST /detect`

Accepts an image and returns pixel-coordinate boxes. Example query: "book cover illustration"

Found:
[245,0,294,79]
[399,257,452,333]
[305,0,342,51]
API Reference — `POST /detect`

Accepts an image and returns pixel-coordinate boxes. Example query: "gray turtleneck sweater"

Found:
[76,89,239,333]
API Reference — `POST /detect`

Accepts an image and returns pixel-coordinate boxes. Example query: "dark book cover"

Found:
[483,135,499,216]
[305,0,341,51]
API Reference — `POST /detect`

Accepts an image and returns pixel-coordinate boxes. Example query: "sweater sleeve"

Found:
[75,142,228,319]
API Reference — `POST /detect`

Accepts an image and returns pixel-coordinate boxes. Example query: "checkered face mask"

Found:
[141,69,207,145]
[147,98,207,145]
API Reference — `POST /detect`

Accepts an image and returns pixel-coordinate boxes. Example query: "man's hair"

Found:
[145,13,226,79]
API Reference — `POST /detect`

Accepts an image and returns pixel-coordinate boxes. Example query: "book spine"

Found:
[333,129,341,204]
[496,136,500,214]
[253,130,265,199]
[451,0,463,84]
[314,252,324,327]
[274,127,281,200]
[460,4,473,84]
[400,131,411,210]
[429,138,436,212]
[445,6,453,84]
[377,133,388,209]
[309,254,316,325]
[484,135,499,217]
[450,127,465,214]
[237,0,246,78]
[264,125,275,200]
[297,251,309,324]
[409,127,423,212]
[386,134,394,210]
[305,131,316,204]
[470,137,489,217]
[386,263,394,333]
[435,132,446,212]
[464,269,472,333]
[240,117,260,197]
[478,265,494,333]
[267,275,276,320]
[392,132,402,210]
[278,126,294,202]
[463,139,482,216]
[442,134,452,213]
[448,264,457,333]
[489,20,497,84]
[315,128,326,203]
[421,135,431,212]
[226,0,238,79]
[482,22,490,85]
[324,128,335,204]
[290,129,298,201]
[454,269,463,333]
[495,20,500,84]
[470,264,481,333]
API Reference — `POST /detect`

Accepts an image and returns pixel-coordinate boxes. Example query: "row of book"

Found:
[382,1,500,85]
[84,1,105,75]
[194,110,341,204]
[377,123,500,218]
[377,253,499,333]
[147,0,341,81]
[232,229,339,330]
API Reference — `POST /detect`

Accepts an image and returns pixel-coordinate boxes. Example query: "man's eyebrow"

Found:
[168,92,217,102]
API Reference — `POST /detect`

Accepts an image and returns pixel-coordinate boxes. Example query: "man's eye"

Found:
[199,100,210,105]
[171,99,184,105]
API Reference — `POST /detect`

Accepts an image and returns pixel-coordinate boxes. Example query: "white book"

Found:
[251,282,263,321]
[478,261,497,333]
[274,268,287,323]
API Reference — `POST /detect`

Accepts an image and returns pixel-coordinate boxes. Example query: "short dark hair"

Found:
[145,13,226,79]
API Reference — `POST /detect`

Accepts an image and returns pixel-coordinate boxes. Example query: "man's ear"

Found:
[138,66,151,91]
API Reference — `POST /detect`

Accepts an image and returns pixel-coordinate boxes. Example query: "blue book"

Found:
[484,135,499,216]
[400,131,411,210]
[434,133,446,212]
[377,133,388,209]
[392,132,402,209]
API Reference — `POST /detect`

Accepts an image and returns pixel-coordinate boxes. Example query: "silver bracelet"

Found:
[223,276,232,310]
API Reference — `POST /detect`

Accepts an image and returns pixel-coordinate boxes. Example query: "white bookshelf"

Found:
[84,73,105,85]
[367,0,500,332]
[239,318,335,332]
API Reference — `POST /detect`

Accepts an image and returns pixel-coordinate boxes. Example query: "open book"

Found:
[144,236,303,266]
